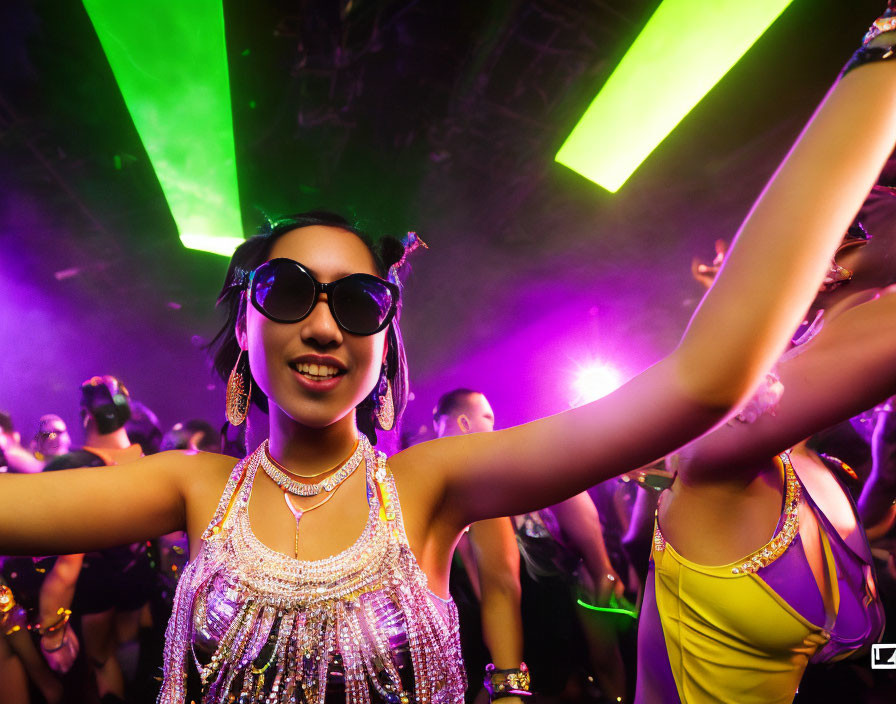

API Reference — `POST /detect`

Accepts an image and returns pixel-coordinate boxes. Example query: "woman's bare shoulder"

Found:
[142,448,238,471]
[387,438,463,527]
[180,449,239,478]
[156,451,242,542]
[387,438,452,483]
[145,449,240,500]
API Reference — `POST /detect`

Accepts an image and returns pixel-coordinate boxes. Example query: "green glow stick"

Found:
[576,598,638,619]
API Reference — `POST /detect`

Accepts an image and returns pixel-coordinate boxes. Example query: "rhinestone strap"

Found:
[652,453,801,575]
[258,436,367,496]
[731,453,801,575]
[652,519,666,553]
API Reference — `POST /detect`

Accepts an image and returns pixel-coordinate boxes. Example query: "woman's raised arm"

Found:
[397,22,896,527]
[0,450,231,556]
[676,285,896,482]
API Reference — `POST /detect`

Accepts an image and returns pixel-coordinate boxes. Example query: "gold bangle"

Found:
[36,608,72,636]
[484,662,532,700]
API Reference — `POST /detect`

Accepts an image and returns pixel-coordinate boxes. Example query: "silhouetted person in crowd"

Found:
[41,376,154,702]
[434,389,528,704]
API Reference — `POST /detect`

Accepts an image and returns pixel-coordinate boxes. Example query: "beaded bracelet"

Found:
[484,662,532,701]
[36,607,72,637]
[864,5,896,45]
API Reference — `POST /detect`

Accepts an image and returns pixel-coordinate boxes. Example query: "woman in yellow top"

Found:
[637,173,896,702]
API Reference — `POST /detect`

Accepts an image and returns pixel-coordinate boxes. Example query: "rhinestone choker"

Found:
[259,437,367,496]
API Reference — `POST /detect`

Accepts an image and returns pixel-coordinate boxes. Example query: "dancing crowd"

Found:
[4,353,896,704]
[5,4,896,703]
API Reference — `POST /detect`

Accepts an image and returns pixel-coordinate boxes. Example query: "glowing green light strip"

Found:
[576,598,638,619]
[83,0,242,256]
[556,0,796,193]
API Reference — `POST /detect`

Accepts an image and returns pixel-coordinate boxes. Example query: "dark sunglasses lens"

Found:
[253,261,315,321]
[332,277,394,333]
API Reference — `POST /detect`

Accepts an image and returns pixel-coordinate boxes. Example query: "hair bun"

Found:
[385,232,428,283]
[379,236,408,270]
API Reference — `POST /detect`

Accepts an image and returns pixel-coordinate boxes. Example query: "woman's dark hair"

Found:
[125,400,163,455]
[209,210,413,445]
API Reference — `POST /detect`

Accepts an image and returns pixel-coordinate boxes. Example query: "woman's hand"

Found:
[0,432,43,474]
[691,239,728,290]
[40,626,79,674]
[595,566,626,607]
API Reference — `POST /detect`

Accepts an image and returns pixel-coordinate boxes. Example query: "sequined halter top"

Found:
[158,441,465,704]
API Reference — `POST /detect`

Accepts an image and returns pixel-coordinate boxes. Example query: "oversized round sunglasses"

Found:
[248,258,400,335]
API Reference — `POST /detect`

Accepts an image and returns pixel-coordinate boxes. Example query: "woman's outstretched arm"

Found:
[0,450,232,557]
[398,22,896,527]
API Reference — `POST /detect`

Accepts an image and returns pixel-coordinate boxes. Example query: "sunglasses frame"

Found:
[248,258,400,335]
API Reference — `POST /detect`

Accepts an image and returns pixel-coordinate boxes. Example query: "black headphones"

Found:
[79,376,131,434]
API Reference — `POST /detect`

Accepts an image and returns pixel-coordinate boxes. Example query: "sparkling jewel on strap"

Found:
[731,453,801,575]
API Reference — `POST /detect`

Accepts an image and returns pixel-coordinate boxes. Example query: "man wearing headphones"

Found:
[45,376,140,472]
[38,376,153,702]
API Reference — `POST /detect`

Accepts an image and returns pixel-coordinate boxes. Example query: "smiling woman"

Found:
[4,6,896,703]
[209,212,413,448]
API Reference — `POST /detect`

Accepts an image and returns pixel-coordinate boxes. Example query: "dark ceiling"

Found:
[0,0,886,449]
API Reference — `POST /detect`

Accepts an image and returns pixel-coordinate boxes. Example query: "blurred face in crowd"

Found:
[34,414,71,459]
[435,392,495,437]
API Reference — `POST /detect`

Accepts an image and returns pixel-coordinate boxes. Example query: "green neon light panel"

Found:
[83,0,243,255]
[556,0,795,193]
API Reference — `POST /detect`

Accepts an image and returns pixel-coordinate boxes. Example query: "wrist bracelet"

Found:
[36,607,72,636]
[841,44,896,79]
[864,10,896,45]
[484,662,532,700]
[842,7,896,78]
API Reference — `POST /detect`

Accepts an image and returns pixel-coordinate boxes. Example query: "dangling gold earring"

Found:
[226,349,251,426]
[376,379,395,431]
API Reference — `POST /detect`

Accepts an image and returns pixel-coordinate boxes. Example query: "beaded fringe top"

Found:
[157,443,465,704]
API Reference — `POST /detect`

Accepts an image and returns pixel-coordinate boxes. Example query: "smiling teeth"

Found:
[295,362,340,378]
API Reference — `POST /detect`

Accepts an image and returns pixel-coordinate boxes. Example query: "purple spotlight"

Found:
[571,362,623,407]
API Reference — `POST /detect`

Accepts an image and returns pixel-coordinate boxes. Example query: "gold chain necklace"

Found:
[281,448,363,558]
